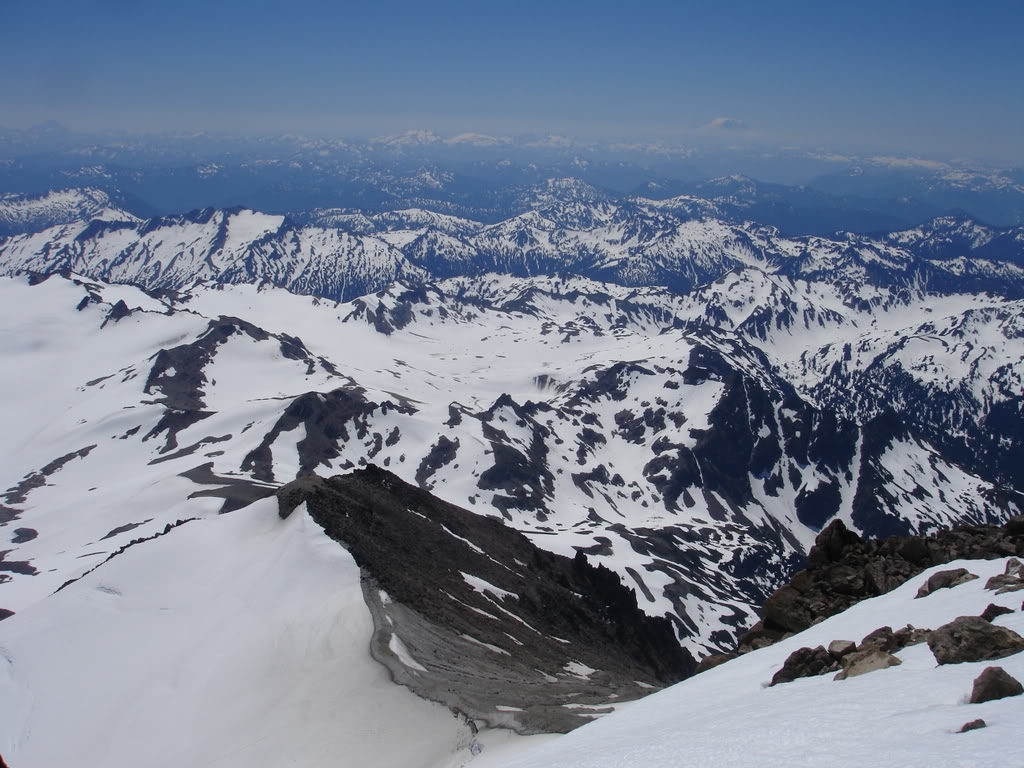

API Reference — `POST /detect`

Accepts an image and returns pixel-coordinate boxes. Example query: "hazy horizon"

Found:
[2,0,1022,165]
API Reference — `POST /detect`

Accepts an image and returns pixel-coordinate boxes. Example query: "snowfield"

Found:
[474,557,1024,768]
[0,498,523,768]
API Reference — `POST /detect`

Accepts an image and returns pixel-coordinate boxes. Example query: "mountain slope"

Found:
[1,272,1019,660]
[474,554,1024,768]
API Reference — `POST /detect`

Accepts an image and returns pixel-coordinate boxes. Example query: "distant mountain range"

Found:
[2,184,1022,301]
[1,125,1022,231]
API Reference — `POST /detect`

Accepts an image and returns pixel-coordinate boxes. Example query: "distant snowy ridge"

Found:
[0,187,139,237]
[2,194,1023,301]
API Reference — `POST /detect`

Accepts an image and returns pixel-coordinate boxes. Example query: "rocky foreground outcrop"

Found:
[737,517,1024,652]
[277,466,693,734]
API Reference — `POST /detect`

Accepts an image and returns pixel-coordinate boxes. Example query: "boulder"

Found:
[915,568,978,598]
[834,648,902,680]
[980,603,1014,622]
[958,719,987,733]
[984,558,1024,594]
[770,646,838,686]
[827,639,856,659]
[927,616,1024,665]
[892,624,931,648]
[969,666,1024,704]
[860,626,898,653]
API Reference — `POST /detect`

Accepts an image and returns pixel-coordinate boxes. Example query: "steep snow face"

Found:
[473,557,1024,768]
[1,273,1018,659]
[0,498,498,768]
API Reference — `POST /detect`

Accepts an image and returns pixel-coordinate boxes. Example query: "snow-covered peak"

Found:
[444,132,512,147]
[0,187,139,236]
[370,129,443,147]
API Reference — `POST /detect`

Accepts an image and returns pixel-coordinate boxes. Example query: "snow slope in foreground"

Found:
[474,557,1024,768]
[0,497,536,768]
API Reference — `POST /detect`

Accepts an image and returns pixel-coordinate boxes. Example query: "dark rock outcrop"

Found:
[276,465,693,733]
[958,718,987,733]
[770,645,839,685]
[740,519,1024,650]
[969,666,1023,704]
[927,616,1024,665]
[859,626,901,653]
[980,603,1014,622]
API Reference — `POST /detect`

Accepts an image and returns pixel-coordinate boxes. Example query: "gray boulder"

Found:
[827,639,856,659]
[969,666,1023,704]
[834,648,902,680]
[927,616,1024,665]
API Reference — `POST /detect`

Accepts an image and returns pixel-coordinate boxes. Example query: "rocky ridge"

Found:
[276,466,693,734]
[729,517,1024,657]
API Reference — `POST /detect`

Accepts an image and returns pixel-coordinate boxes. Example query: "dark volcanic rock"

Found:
[770,645,838,685]
[915,568,978,598]
[958,718,987,733]
[980,603,1014,622]
[762,585,819,634]
[970,667,1019,704]
[927,616,1024,665]
[969,666,1023,704]
[276,466,693,733]
[808,519,862,567]
[859,626,900,653]
[746,519,1024,649]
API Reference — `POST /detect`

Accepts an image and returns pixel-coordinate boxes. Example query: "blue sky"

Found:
[2,0,1021,162]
